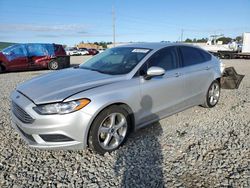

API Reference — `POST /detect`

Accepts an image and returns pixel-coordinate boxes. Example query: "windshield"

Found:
[79,47,151,75]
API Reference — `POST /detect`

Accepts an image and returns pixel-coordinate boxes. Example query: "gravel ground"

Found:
[0,59,249,187]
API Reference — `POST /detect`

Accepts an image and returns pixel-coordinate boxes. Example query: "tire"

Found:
[88,105,131,155]
[0,65,2,73]
[202,80,220,108]
[48,60,60,70]
[224,54,231,59]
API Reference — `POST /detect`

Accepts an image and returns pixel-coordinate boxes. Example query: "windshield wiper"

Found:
[80,66,111,75]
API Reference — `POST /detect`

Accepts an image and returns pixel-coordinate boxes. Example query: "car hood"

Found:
[16,68,126,104]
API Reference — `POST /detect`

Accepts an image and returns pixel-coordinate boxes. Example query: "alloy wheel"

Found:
[50,61,59,70]
[98,113,128,150]
[208,82,220,106]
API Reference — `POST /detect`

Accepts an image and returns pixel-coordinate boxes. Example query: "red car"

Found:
[0,43,70,73]
[88,48,99,55]
[78,48,99,55]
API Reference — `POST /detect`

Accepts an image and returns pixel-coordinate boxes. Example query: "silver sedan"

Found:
[10,43,243,154]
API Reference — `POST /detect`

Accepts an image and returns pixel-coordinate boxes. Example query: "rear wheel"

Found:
[88,105,130,154]
[48,60,59,70]
[202,80,220,108]
[0,65,2,73]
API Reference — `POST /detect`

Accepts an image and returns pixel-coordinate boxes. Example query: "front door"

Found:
[138,47,186,126]
[5,45,28,71]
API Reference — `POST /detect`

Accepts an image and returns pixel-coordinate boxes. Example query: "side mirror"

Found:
[144,66,165,80]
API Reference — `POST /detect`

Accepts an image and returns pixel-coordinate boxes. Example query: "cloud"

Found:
[35,33,108,38]
[77,31,88,34]
[36,33,144,38]
[36,34,60,38]
[0,23,89,32]
[36,33,113,39]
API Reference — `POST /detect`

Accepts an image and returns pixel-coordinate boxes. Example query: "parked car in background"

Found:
[77,48,99,55]
[78,48,89,55]
[10,43,243,154]
[88,48,99,55]
[65,47,79,56]
[98,49,106,53]
[0,43,70,73]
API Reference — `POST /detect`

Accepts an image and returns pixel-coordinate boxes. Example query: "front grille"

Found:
[12,101,35,124]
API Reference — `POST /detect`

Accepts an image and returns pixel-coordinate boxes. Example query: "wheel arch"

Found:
[212,66,222,85]
[85,102,135,147]
[0,61,6,72]
[215,77,221,84]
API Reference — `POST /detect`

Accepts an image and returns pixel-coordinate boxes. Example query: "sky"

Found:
[0,0,249,46]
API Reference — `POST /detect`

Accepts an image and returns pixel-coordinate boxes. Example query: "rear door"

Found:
[138,46,187,125]
[26,44,50,69]
[178,46,214,105]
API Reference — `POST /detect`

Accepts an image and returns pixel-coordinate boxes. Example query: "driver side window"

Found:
[148,47,178,70]
[140,47,178,75]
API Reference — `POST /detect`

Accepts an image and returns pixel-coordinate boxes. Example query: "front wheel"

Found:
[88,105,130,155]
[48,60,59,70]
[202,80,220,108]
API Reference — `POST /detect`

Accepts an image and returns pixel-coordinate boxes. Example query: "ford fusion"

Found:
[10,43,243,154]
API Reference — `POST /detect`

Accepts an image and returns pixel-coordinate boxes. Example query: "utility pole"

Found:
[180,29,184,42]
[112,6,116,47]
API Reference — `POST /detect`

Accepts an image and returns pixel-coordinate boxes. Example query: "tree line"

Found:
[78,41,112,49]
[185,36,242,44]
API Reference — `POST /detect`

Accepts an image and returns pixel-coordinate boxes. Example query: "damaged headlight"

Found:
[33,99,90,115]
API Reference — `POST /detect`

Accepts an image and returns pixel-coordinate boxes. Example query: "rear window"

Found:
[199,49,212,62]
[180,46,211,67]
[54,44,65,55]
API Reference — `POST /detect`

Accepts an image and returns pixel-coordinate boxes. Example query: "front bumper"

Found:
[10,90,93,150]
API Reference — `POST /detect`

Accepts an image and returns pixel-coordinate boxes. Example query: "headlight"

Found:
[33,99,90,115]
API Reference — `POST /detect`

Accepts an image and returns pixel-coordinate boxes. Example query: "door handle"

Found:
[205,66,210,70]
[175,72,181,77]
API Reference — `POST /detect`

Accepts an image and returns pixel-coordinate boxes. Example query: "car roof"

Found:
[116,42,199,51]
[21,43,63,47]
